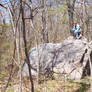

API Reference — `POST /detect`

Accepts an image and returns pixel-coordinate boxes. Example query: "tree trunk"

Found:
[41,0,49,43]
[89,51,92,92]
[20,0,34,92]
[66,0,76,34]
[30,20,40,84]
[7,5,22,92]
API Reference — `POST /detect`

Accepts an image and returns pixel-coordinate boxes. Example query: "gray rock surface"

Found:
[22,36,92,80]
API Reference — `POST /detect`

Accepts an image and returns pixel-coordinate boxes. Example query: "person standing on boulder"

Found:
[72,22,82,39]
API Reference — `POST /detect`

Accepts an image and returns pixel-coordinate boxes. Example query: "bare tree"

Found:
[85,2,92,41]
[7,1,22,91]
[20,0,34,91]
[40,0,49,43]
[66,0,76,34]
[89,50,92,92]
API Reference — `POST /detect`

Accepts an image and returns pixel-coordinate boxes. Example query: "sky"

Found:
[0,0,9,23]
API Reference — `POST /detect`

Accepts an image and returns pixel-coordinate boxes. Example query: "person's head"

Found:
[74,22,77,26]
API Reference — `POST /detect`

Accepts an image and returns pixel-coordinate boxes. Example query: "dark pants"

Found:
[74,32,81,39]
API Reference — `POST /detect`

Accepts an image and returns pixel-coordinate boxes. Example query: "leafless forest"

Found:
[0,0,92,92]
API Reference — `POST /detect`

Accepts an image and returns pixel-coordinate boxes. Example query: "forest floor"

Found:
[0,70,91,92]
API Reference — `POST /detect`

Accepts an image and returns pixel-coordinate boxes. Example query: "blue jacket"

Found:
[72,24,81,33]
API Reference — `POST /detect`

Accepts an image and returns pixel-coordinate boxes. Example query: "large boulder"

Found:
[22,36,92,80]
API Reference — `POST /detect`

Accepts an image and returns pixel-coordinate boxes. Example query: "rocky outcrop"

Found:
[22,36,92,80]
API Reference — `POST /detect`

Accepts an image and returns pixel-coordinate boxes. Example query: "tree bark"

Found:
[41,0,49,43]
[7,5,22,92]
[30,20,40,84]
[89,51,92,92]
[66,0,76,34]
[20,0,34,92]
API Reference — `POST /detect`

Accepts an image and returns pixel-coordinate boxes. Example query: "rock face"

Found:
[22,36,92,80]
